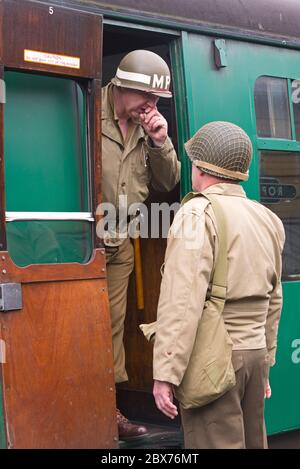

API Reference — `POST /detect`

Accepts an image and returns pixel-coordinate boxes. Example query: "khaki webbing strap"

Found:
[139,192,228,344]
[204,194,228,303]
[181,191,228,304]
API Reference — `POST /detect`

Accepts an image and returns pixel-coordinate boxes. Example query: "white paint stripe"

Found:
[0,340,6,364]
[6,212,94,222]
[116,68,151,85]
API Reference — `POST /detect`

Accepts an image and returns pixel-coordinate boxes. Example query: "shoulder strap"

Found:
[181,191,228,304]
[204,194,228,303]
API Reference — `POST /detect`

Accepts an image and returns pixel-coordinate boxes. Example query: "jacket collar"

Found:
[181,183,246,207]
[101,83,146,151]
[202,183,246,198]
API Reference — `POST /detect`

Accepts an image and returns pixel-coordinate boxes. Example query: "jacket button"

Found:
[121,182,126,187]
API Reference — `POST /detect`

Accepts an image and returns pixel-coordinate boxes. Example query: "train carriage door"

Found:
[0,0,117,448]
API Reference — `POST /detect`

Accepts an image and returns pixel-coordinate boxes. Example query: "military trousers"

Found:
[105,237,134,384]
[180,349,269,449]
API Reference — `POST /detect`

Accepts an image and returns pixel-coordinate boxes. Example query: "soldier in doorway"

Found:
[101,50,180,440]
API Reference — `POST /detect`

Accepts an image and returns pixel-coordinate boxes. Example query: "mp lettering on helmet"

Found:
[152,74,170,90]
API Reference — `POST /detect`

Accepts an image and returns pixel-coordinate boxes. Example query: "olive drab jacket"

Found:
[153,183,285,387]
[101,84,180,216]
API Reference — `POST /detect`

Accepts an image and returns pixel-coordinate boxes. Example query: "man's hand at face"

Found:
[139,106,168,147]
[153,380,178,419]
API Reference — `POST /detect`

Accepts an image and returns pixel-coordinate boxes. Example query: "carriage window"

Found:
[4,71,92,266]
[254,77,291,139]
[260,151,300,280]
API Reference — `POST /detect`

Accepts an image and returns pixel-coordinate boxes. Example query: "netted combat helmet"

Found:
[111,50,172,98]
[185,121,252,181]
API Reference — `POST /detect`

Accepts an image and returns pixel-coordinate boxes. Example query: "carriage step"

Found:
[118,422,183,449]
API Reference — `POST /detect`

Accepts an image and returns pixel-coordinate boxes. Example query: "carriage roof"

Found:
[59,0,300,43]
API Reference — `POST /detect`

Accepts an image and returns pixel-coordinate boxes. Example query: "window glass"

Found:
[6,221,92,267]
[254,77,291,139]
[260,151,300,279]
[4,71,92,266]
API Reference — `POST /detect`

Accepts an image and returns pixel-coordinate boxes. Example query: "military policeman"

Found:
[152,122,285,448]
[102,50,180,439]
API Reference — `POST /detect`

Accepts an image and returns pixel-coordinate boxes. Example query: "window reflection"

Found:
[6,221,92,267]
[260,151,300,279]
[254,77,291,139]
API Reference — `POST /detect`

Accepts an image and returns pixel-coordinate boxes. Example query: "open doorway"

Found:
[102,24,181,428]
[103,25,179,154]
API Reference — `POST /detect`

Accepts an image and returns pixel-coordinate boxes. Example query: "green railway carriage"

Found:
[0,0,300,448]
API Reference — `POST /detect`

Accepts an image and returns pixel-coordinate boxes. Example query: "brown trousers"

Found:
[180,349,269,449]
[106,238,134,384]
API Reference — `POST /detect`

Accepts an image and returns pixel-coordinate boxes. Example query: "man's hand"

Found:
[140,106,168,147]
[153,380,178,419]
[264,379,272,399]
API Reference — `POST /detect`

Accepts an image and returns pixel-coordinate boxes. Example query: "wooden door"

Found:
[0,0,117,448]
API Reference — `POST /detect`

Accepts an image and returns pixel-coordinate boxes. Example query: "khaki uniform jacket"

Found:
[101,84,180,211]
[153,183,285,386]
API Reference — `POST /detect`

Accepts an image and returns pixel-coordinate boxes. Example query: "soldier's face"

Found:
[121,88,159,121]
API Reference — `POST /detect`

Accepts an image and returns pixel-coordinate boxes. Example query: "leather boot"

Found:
[116,409,148,440]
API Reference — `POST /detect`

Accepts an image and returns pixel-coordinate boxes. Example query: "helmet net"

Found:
[185,121,252,180]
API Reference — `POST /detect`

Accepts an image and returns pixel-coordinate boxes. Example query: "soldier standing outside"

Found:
[152,121,285,448]
[101,50,180,440]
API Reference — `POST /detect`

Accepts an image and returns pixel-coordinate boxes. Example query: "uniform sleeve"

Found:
[145,136,181,192]
[153,200,214,386]
[265,223,285,367]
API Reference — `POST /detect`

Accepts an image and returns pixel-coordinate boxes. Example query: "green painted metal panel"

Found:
[4,71,92,265]
[0,379,6,449]
[265,283,300,434]
[170,35,191,198]
[179,33,262,199]
[257,138,300,152]
[181,33,300,434]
